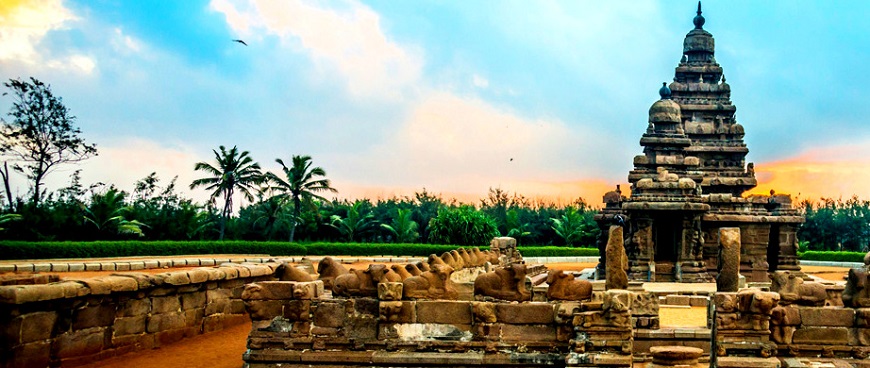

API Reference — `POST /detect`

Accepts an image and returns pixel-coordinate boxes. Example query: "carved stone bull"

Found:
[473,263,531,302]
[390,264,413,280]
[404,263,423,276]
[316,257,348,290]
[402,264,458,300]
[769,271,826,306]
[333,268,377,297]
[546,270,593,301]
[276,262,314,282]
[844,268,870,308]
[367,264,402,283]
[428,254,448,268]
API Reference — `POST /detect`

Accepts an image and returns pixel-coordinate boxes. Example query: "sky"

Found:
[1,0,870,207]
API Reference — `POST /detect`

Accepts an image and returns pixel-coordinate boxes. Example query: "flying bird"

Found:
[510,158,513,162]
[232,39,248,46]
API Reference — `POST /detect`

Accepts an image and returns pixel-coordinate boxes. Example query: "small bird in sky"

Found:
[510,158,514,162]
[232,39,248,46]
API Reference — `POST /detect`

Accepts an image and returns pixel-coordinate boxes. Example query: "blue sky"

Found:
[1,0,869,205]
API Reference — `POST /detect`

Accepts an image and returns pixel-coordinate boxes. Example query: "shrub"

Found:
[798,250,865,263]
[428,206,499,246]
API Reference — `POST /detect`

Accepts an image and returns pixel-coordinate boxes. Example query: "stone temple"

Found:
[594,3,804,283]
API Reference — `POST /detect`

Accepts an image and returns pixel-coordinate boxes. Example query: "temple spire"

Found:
[693,1,705,29]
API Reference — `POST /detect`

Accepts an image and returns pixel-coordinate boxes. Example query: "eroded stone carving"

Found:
[605,225,628,290]
[769,270,826,306]
[333,268,377,297]
[473,263,531,302]
[717,227,740,292]
[844,268,870,308]
[390,264,413,280]
[316,257,348,290]
[277,262,314,282]
[402,264,458,300]
[545,270,592,301]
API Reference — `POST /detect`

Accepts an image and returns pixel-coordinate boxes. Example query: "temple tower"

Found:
[595,2,804,283]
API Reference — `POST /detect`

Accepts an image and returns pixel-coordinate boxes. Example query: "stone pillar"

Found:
[606,225,628,290]
[717,227,740,292]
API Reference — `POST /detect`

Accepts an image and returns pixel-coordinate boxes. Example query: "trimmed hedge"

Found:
[798,251,865,263]
[0,241,602,260]
[518,246,598,257]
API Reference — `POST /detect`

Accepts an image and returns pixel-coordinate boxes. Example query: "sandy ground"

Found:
[0,261,852,368]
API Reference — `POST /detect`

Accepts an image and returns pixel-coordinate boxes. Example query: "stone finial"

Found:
[693,1,705,29]
[659,82,672,99]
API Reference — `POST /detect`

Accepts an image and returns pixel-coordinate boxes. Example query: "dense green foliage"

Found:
[428,205,500,246]
[798,197,870,252]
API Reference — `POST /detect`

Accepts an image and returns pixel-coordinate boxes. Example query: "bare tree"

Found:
[1,78,97,204]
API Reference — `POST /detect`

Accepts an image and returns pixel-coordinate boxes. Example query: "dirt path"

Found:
[76,322,249,368]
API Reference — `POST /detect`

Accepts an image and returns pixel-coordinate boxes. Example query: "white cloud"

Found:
[0,0,96,74]
[472,74,489,89]
[210,0,422,100]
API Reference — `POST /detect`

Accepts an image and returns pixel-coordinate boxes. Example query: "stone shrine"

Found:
[595,3,804,283]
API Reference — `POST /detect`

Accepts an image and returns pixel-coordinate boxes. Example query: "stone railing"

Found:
[241,276,668,367]
[0,263,278,368]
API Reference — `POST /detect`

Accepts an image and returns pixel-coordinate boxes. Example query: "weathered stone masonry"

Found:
[0,263,276,368]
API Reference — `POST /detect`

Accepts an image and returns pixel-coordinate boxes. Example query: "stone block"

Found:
[379,301,416,323]
[187,269,210,284]
[472,302,497,323]
[792,326,850,345]
[554,302,581,324]
[241,282,294,300]
[665,295,690,306]
[56,327,106,359]
[129,261,145,271]
[293,281,324,300]
[113,315,146,336]
[152,296,181,314]
[207,288,231,302]
[313,301,347,328]
[714,292,739,313]
[68,263,85,272]
[284,300,312,321]
[155,328,186,346]
[0,284,64,304]
[346,315,378,340]
[630,292,659,316]
[495,302,554,324]
[689,296,708,307]
[11,311,57,344]
[771,325,796,344]
[146,313,187,333]
[9,341,51,368]
[771,305,801,326]
[244,300,284,321]
[50,263,69,272]
[500,324,556,342]
[800,307,855,327]
[118,297,150,317]
[161,272,191,286]
[229,299,246,314]
[378,282,403,301]
[353,297,379,316]
[716,357,781,368]
[181,291,207,310]
[74,303,115,330]
[416,301,472,324]
[205,300,229,315]
[115,262,131,271]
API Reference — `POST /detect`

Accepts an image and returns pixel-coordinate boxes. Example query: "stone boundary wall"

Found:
[242,281,669,367]
[0,256,430,274]
[0,263,279,368]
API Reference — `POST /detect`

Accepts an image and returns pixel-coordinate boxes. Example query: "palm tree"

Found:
[550,207,593,247]
[265,155,336,242]
[82,187,147,237]
[380,207,419,243]
[189,145,263,240]
[330,200,379,242]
